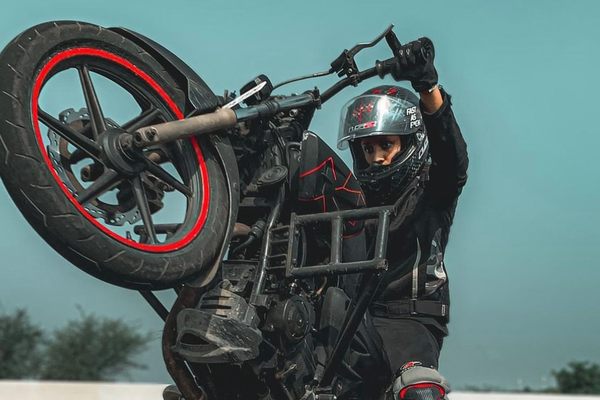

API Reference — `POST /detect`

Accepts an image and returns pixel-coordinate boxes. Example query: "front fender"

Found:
[189,134,240,288]
[109,27,239,288]
[109,27,221,115]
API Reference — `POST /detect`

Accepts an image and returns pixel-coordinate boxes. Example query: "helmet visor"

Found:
[337,94,423,150]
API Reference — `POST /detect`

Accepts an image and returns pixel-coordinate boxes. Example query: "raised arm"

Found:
[391,38,468,208]
[420,88,468,209]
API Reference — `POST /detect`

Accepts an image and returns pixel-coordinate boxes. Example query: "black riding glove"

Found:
[391,37,438,93]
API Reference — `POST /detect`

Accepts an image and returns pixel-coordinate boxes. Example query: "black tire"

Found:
[0,21,229,290]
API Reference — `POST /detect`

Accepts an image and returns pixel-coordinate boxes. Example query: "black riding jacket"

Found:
[362,89,468,334]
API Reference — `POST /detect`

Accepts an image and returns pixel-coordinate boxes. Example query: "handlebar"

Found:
[131,31,431,148]
[234,93,317,122]
[131,56,399,148]
[320,56,396,103]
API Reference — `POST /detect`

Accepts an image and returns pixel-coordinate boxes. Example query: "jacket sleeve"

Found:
[420,89,469,209]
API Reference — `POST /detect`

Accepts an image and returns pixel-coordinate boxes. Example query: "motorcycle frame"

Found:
[141,203,395,399]
[125,25,410,399]
[269,206,394,391]
[285,206,392,278]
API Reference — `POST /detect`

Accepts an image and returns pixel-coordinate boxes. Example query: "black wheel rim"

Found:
[32,47,211,252]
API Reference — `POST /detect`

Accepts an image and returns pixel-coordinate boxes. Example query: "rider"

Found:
[337,38,468,400]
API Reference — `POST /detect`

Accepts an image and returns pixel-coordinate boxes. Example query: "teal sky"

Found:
[0,0,599,390]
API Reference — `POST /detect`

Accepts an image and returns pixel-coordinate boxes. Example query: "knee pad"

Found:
[162,384,183,400]
[389,362,449,400]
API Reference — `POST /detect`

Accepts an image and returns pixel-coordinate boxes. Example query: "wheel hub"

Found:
[47,108,146,226]
[98,127,145,177]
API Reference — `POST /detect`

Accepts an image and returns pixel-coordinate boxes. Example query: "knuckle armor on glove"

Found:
[390,38,438,93]
[390,362,449,400]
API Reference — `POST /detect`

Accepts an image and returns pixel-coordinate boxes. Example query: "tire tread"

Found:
[0,20,229,289]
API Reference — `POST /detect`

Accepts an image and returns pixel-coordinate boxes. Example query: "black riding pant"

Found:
[371,317,444,376]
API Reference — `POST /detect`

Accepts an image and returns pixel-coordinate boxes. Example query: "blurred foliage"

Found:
[0,308,151,381]
[552,361,600,394]
[4,306,600,391]
[0,309,44,379]
[459,360,600,394]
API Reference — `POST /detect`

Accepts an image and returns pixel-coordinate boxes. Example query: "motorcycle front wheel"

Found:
[0,21,229,289]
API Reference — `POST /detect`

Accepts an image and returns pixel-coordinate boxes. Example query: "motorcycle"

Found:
[0,21,433,399]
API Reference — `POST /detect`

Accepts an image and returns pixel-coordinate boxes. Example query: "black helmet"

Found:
[337,85,429,205]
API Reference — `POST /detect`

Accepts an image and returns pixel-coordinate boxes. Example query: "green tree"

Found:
[0,309,44,379]
[40,310,152,381]
[553,361,600,394]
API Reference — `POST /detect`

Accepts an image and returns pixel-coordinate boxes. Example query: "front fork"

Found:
[138,133,241,400]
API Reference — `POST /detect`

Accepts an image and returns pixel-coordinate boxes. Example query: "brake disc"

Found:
[47,107,142,226]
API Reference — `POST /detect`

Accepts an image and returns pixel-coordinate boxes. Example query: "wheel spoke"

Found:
[122,108,162,132]
[78,65,107,138]
[143,158,192,196]
[77,169,121,205]
[39,109,102,162]
[131,175,158,244]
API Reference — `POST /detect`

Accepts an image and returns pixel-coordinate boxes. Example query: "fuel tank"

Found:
[294,131,365,221]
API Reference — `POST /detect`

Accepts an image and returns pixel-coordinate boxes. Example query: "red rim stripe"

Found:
[31,47,210,253]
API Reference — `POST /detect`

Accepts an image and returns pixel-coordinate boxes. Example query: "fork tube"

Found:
[318,271,384,387]
[250,186,285,307]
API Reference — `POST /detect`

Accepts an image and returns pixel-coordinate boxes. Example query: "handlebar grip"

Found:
[377,37,435,81]
[376,57,398,78]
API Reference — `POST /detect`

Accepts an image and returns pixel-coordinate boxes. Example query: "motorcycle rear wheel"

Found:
[0,21,228,289]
